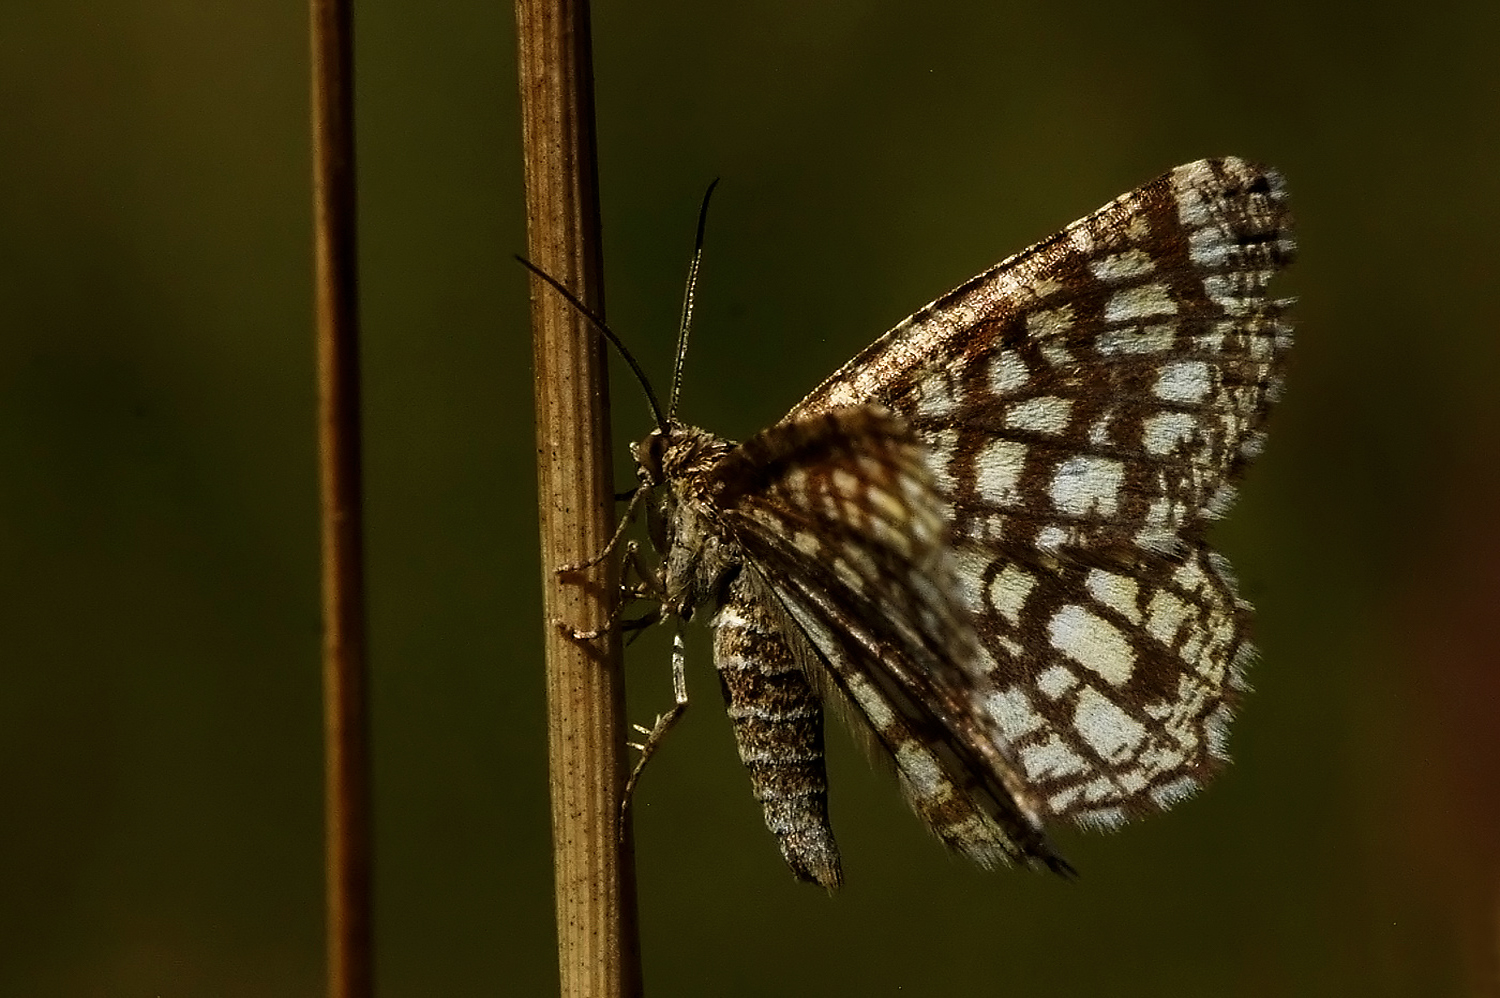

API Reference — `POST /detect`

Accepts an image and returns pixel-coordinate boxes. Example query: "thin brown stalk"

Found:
[515,1,643,995]
[310,0,373,995]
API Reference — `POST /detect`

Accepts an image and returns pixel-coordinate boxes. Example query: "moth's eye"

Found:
[636,430,668,484]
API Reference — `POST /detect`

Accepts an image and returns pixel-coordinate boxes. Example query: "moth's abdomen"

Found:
[712,572,842,890]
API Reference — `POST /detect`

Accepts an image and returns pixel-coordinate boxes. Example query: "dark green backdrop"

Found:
[3,2,1497,995]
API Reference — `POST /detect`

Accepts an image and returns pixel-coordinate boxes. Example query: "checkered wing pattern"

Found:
[710,407,1067,871]
[784,157,1296,829]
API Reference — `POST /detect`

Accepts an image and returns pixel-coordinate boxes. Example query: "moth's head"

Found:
[632,422,732,492]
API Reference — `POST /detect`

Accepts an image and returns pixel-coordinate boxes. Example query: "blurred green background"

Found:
[3,1,1497,994]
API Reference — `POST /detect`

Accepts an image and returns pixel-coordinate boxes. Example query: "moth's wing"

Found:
[711,406,1070,872]
[788,158,1296,827]
[711,568,842,890]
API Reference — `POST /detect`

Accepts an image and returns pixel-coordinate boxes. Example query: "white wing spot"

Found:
[1036,663,1079,700]
[1181,629,1208,668]
[1118,768,1150,793]
[1089,247,1156,282]
[1037,525,1068,551]
[983,685,1045,737]
[961,626,1002,681]
[1188,225,1232,267]
[1067,227,1097,255]
[1174,557,1209,591]
[976,439,1028,503]
[1085,569,1142,624]
[1019,734,1091,781]
[909,373,957,419]
[1048,787,1083,811]
[990,349,1030,394]
[1073,685,1147,762]
[1039,340,1074,367]
[1080,777,1118,804]
[895,741,945,794]
[1172,162,1217,226]
[1003,396,1073,436]
[844,673,897,730]
[987,564,1038,625]
[1145,589,1192,646]
[926,428,960,494]
[1143,411,1199,455]
[791,530,821,557]
[1050,455,1125,517]
[1104,284,1177,324]
[1049,604,1137,685]
[1154,360,1212,403]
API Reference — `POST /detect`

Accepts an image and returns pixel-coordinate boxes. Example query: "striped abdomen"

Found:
[711,570,842,890]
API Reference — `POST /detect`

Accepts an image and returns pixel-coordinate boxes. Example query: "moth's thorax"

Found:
[634,421,741,617]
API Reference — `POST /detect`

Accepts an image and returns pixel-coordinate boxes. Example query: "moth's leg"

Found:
[569,599,661,644]
[619,606,663,640]
[619,624,690,835]
[553,590,638,641]
[554,540,664,641]
[558,594,639,642]
[555,486,647,576]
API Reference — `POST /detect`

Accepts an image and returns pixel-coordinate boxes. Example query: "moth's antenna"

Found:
[516,256,668,433]
[668,178,719,421]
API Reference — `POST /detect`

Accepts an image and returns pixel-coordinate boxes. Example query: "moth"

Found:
[545,158,1294,889]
